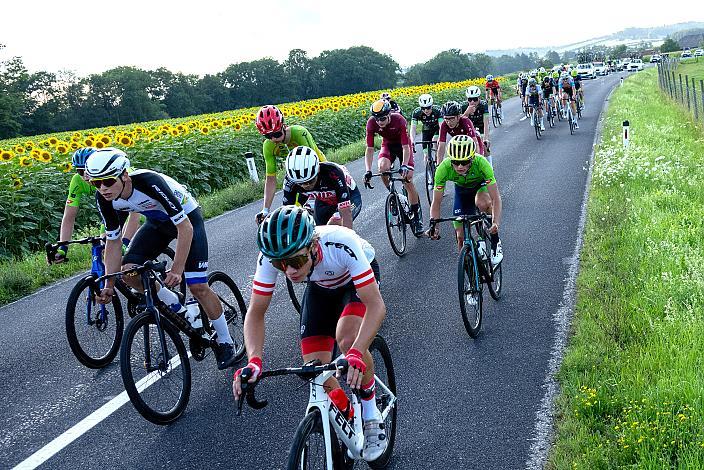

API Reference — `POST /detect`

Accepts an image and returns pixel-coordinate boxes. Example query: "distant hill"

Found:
[484,21,704,57]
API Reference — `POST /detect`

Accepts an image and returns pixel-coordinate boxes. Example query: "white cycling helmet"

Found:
[465,85,482,99]
[418,93,433,107]
[539,67,546,73]
[285,146,320,184]
[380,92,391,101]
[85,147,130,179]
[561,72,570,79]
[486,74,494,81]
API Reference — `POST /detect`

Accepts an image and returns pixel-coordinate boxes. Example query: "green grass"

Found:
[548,67,704,468]
[677,58,704,82]
[0,137,377,307]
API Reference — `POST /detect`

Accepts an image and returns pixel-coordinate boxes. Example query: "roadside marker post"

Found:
[244,151,259,183]
[623,120,630,148]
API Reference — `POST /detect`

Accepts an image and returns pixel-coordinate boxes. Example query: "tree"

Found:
[404,49,474,85]
[546,50,561,65]
[0,56,29,138]
[314,46,399,95]
[660,37,680,53]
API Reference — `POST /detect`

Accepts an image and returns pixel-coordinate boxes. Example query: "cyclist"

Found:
[484,74,503,118]
[233,206,388,461]
[461,86,491,165]
[571,69,584,106]
[255,105,327,225]
[436,101,485,164]
[409,93,442,161]
[380,92,402,115]
[537,66,547,82]
[524,78,545,131]
[87,148,239,370]
[427,135,503,265]
[282,146,361,229]
[54,147,140,263]
[364,99,424,236]
[559,72,579,129]
[541,74,556,122]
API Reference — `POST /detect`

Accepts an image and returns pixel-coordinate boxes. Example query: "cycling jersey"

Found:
[252,225,376,294]
[542,78,554,96]
[366,113,410,147]
[559,77,575,91]
[66,173,95,207]
[262,125,327,177]
[282,162,358,212]
[96,169,198,241]
[461,100,489,135]
[433,155,495,192]
[410,105,442,134]
[485,80,501,92]
[438,116,486,155]
[520,78,529,95]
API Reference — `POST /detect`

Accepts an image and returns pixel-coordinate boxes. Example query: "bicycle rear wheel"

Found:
[458,244,483,338]
[287,408,345,470]
[577,98,583,119]
[491,104,498,128]
[384,192,407,257]
[534,112,541,140]
[65,276,124,369]
[207,271,247,362]
[366,335,398,469]
[424,158,435,205]
[569,111,575,135]
[487,261,503,300]
[120,310,191,425]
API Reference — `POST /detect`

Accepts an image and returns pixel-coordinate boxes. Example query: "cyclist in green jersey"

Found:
[255,105,327,224]
[427,135,503,265]
[54,147,139,263]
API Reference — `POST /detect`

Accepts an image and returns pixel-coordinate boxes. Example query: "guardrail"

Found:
[657,57,704,123]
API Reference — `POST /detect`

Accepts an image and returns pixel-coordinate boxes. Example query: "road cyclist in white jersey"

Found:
[87,147,240,370]
[233,205,389,461]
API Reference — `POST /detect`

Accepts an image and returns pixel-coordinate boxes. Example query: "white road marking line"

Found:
[13,352,188,470]
[519,116,527,122]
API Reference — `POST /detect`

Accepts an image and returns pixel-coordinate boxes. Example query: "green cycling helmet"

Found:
[257,205,315,259]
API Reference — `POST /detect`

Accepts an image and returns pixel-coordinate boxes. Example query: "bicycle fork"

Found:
[140,274,171,373]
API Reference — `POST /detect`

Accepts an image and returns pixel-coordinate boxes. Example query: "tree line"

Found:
[1,44,570,139]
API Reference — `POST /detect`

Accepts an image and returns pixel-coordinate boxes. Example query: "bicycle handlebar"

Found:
[237,359,350,416]
[363,169,406,190]
[45,236,105,265]
[94,259,168,285]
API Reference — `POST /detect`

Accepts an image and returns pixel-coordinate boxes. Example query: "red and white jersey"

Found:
[252,225,376,296]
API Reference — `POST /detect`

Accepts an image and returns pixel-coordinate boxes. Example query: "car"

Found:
[695,49,704,57]
[682,48,693,58]
[593,61,608,75]
[627,59,644,72]
[576,63,596,79]
[650,54,661,63]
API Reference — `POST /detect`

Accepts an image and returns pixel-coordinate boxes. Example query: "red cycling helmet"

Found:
[256,105,285,135]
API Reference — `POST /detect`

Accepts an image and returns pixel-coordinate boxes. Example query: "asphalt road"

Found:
[1,71,623,470]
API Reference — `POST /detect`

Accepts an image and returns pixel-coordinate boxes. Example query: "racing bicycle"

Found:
[413,140,437,205]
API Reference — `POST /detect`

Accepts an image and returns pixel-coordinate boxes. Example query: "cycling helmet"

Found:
[255,105,284,135]
[257,205,315,259]
[72,147,97,169]
[530,70,537,78]
[440,100,461,117]
[418,93,433,107]
[571,69,578,77]
[465,86,482,99]
[539,67,546,73]
[528,78,537,86]
[486,74,494,81]
[552,71,559,79]
[85,148,130,179]
[370,99,391,118]
[380,92,391,101]
[285,146,319,184]
[446,135,476,161]
[542,75,551,82]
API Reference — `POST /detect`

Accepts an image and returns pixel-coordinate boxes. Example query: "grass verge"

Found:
[548,67,704,467]
[0,138,375,307]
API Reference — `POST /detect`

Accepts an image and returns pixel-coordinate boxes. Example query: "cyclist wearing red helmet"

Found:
[255,105,327,224]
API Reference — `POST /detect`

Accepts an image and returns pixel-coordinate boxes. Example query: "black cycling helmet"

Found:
[440,101,461,117]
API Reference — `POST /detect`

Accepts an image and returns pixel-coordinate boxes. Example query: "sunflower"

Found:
[39,150,52,163]
[70,141,80,150]
[1,150,14,161]
[95,140,106,149]
[98,135,111,145]
[56,143,69,154]
[119,135,132,145]
[200,127,209,134]
[19,156,32,167]
[48,137,59,145]
[12,178,23,190]
[13,145,25,154]
[84,138,95,147]
[61,162,73,173]
[170,129,179,136]
[233,122,242,131]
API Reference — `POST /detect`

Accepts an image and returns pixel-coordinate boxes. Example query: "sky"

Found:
[2,0,702,78]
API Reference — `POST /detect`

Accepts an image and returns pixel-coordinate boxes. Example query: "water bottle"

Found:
[184,299,202,329]
[477,238,488,261]
[328,388,354,421]
[398,193,410,215]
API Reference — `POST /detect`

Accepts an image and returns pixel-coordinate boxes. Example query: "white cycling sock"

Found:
[211,313,233,344]
[361,380,381,421]
[157,286,180,308]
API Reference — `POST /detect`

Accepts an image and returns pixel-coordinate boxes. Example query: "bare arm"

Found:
[59,205,79,242]
[338,206,353,229]
[487,182,502,229]
[349,282,386,354]
[364,146,375,172]
[263,175,277,211]
[122,212,141,240]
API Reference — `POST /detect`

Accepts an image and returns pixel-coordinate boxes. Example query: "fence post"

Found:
[672,72,678,100]
[685,75,691,112]
[679,74,684,105]
[693,78,699,121]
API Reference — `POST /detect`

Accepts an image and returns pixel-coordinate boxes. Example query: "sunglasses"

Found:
[265,130,284,139]
[468,98,479,102]
[421,106,432,110]
[451,160,472,167]
[90,177,119,188]
[270,251,311,271]
[299,178,317,189]
[76,168,85,176]
[374,115,389,122]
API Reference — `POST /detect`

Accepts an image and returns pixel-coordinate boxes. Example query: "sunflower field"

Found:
[0,75,507,260]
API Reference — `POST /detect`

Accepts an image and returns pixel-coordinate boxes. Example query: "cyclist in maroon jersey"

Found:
[363,99,424,236]
[436,101,485,164]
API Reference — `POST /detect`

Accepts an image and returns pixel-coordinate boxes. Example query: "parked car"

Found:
[627,59,644,72]
[682,48,693,58]
[576,63,596,79]
[593,61,608,75]
[695,49,704,57]
[650,54,661,63]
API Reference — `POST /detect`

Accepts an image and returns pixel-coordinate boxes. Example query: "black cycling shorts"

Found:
[123,207,209,285]
[299,259,380,354]
[421,128,438,152]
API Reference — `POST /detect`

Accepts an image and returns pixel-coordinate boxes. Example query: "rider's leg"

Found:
[377,153,392,189]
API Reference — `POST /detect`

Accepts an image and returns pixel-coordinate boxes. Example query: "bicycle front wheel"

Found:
[384,192,407,257]
[65,276,124,369]
[208,271,247,362]
[488,261,503,300]
[424,159,435,205]
[287,408,345,470]
[458,244,483,338]
[491,105,499,128]
[120,310,191,425]
[367,335,398,469]
[569,112,575,135]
